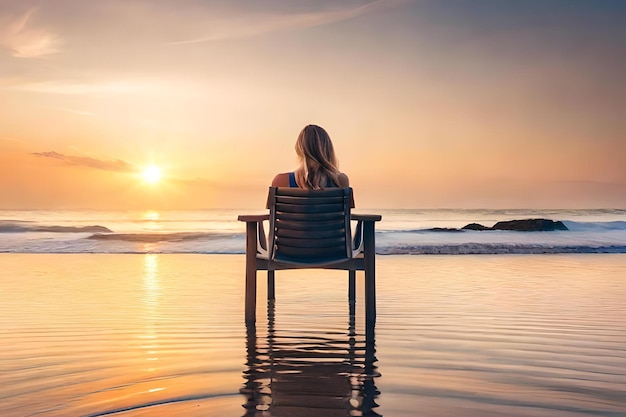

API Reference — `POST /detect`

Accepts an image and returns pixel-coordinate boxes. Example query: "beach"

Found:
[1,253,625,416]
[2,1,625,416]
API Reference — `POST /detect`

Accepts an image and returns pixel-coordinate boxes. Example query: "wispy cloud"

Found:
[7,80,150,95]
[0,7,61,57]
[31,150,216,186]
[32,151,135,172]
[168,0,408,44]
[5,78,201,97]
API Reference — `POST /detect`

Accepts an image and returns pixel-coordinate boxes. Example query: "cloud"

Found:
[32,151,135,172]
[167,0,409,44]
[5,78,200,97]
[2,1,409,53]
[0,7,61,57]
[31,151,217,186]
[7,80,150,95]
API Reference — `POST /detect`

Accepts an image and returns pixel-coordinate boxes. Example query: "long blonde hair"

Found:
[294,125,341,189]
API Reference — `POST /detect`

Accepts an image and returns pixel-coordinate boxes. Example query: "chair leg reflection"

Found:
[240,301,381,416]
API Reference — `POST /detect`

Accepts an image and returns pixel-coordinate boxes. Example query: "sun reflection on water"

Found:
[141,210,162,231]
[142,210,160,221]
[142,254,161,372]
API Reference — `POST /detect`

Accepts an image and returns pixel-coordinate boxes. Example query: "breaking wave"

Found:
[378,244,626,255]
[86,232,226,242]
[0,221,112,233]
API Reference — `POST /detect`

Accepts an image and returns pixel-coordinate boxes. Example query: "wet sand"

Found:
[1,254,625,416]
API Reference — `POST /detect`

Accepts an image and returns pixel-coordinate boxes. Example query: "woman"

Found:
[271,124,350,189]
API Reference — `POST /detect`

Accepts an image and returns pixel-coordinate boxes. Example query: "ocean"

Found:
[1,208,625,254]
[2,208,626,416]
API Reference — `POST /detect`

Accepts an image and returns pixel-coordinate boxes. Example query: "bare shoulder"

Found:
[337,172,350,188]
[338,173,355,208]
[271,173,291,187]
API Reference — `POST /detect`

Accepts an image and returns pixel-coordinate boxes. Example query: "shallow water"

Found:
[1,254,625,416]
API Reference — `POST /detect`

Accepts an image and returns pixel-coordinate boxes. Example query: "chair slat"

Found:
[275,219,345,231]
[276,212,344,222]
[275,236,346,248]
[276,195,345,205]
[275,245,347,260]
[273,188,348,198]
[276,228,346,239]
[275,203,344,214]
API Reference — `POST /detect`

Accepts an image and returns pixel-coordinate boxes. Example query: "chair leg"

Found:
[348,270,356,302]
[363,221,376,324]
[245,222,258,323]
[245,264,257,323]
[267,270,275,300]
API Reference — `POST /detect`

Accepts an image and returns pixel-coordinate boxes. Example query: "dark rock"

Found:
[80,225,114,233]
[492,219,568,231]
[426,227,463,232]
[462,223,493,231]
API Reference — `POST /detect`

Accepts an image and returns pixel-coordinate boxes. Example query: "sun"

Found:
[142,165,162,184]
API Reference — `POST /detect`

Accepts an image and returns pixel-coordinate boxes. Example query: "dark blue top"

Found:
[288,172,337,188]
[288,172,298,187]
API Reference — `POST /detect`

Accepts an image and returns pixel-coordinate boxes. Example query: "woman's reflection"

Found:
[241,301,381,416]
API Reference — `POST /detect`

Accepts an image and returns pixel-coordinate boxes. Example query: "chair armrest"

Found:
[351,214,382,222]
[351,214,381,256]
[238,214,270,255]
[238,214,270,222]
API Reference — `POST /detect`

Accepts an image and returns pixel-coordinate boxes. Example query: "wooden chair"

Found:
[238,187,381,324]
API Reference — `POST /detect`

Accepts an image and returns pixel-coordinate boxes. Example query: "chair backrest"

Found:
[266,187,353,265]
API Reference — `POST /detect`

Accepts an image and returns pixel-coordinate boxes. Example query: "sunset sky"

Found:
[1,0,625,209]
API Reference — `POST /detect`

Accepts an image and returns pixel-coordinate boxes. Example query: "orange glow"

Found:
[0,2,624,209]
